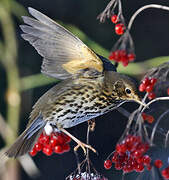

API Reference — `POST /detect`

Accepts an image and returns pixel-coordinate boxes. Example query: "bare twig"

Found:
[128,4,169,30]
[97,0,116,22]
[150,109,169,145]
[141,97,169,114]
[165,130,169,148]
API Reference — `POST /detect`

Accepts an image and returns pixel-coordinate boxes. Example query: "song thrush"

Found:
[5,8,144,158]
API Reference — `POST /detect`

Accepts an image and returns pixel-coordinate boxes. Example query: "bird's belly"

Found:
[58,113,101,128]
[55,100,104,128]
[52,101,124,129]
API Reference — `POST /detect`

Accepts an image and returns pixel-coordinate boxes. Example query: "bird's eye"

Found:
[125,88,131,94]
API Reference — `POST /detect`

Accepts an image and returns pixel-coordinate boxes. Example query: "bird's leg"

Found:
[59,128,96,154]
[88,119,96,132]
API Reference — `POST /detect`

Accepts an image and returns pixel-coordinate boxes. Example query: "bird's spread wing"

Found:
[21,7,104,79]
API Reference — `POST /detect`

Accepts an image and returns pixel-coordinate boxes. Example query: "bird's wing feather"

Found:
[21,7,103,79]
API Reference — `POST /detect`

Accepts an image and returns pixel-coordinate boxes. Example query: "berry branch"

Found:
[128,4,169,30]
[98,2,169,69]
[150,109,169,146]
[103,67,169,179]
[66,122,107,180]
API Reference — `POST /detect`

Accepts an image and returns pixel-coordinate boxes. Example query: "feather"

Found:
[5,113,46,158]
[21,7,103,79]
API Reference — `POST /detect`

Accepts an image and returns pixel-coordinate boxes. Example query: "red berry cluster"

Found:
[29,131,71,156]
[109,50,135,66]
[142,113,155,124]
[104,135,151,173]
[162,166,169,179]
[111,15,126,35]
[69,172,108,180]
[139,77,157,100]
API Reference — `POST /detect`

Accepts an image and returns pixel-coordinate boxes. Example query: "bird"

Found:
[5,7,144,158]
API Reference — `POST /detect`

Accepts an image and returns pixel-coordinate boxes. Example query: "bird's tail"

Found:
[5,113,46,158]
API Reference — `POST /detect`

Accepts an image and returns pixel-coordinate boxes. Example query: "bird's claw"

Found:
[74,142,96,154]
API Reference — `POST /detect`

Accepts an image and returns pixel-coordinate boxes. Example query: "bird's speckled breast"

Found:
[43,82,122,128]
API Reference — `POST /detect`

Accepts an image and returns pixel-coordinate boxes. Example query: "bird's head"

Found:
[104,71,146,106]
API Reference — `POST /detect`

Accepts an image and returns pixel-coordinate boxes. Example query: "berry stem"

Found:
[141,97,169,114]
[154,166,166,180]
[165,130,169,148]
[97,0,116,23]
[74,150,81,174]
[150,109,169,146]
[86,121,91,175]
[128,4,169,30]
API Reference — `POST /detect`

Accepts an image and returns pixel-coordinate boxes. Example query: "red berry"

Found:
[115,163,122,170]
[54,145,63,154]
[126,134,135,144]
[161,167,169,179]
[127,53,135,61]
[154,159,163,168]
[29,148,37,156]
[148,92,156,100]
[130,158,137,168]
[137,157,144,164]
[111,15,118,24]
[142,77,150,86]
[139,83,146,92]
[146,115,154,124]
[61,133,71,143]
[123,164,131,173]
[115,23,125,35]
[109,52,114,60]
[62,144,70,152]
[111,152,118,162]
[143,155,151,166]
[122,59,129,67]
[135,136,141,143]
[42,146,53,156]
[34,143,43,151]
[39,135,50,145]
[104,160,112,169]
[39,133,44,139]
[119,50,127,61]
[145,85,153,93]
[147,164,152,171]
[50,138,58,147]
[142,112,148,120]
[142,113,154,123]
[133,150,142,158]
[112,50,120,62]
[118,154,126,164]
[150,78,157,85]
[135,163,144,172]
[144,143,150,152]
[167,88,169,95]
[56,134,65,144]
[138,144,147,154]
[116,144,127,154]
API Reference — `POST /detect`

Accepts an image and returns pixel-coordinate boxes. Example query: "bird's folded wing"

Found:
[21,7,103,79]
